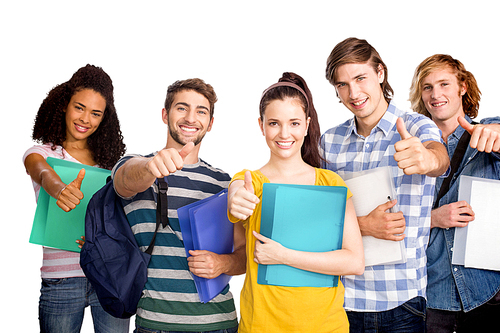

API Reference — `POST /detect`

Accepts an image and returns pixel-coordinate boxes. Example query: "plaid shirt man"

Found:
[320,103,444,311]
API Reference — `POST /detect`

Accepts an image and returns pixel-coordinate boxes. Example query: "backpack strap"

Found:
[145,177,170,255]
[156,177,170,229]
[433,123,476,209]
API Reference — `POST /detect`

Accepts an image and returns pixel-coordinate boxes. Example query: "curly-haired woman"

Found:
[23,64,128,332]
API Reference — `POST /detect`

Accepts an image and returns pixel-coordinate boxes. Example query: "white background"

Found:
[1,1,497,331]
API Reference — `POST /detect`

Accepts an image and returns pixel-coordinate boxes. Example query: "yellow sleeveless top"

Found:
[229,168,351,333]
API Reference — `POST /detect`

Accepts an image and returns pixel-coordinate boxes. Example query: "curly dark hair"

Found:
[32,64,126,169]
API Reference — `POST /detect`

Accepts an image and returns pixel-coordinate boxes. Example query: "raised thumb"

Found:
[179,142,195,160]
[396,117,412,140]
[244,170,254,194]
[73,168,86,189]
[458,116,474,134]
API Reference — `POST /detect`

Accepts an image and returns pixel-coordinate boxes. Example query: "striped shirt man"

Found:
[112,154,238,332]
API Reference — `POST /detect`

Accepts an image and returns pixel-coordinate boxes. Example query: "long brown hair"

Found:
[32,64,126,169]
[259,72,322,168]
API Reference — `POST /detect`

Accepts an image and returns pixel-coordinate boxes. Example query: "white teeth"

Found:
[432,102,447,107]
[76,124,88,130]
[353,98,367,106]
[180,126,197,132]
[277,141,293,147]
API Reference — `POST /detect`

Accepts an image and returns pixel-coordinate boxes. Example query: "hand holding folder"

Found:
[177,189,234,303]
[257,183,347,288]
[29,157,111,252]
[342,166,407,267]
[56,168,85,212]
[453,175,500,271]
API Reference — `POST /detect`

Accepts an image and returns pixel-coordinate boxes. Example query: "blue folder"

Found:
[29,157,111,252]
[258,183,347,288]
[177,189,233,303]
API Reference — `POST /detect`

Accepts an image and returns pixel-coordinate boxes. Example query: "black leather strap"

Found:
[433,126,475,209]
[145,177,169,255]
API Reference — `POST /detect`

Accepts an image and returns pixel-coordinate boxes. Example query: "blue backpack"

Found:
[80,177,168,319]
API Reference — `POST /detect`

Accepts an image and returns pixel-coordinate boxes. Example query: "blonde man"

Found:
[410,54,500,333]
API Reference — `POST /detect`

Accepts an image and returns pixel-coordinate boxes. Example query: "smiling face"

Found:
[259,98,310,162]
[334,62,388,135]
[64,89,106,143]
[421,66,466,124]
[163,89,214,148]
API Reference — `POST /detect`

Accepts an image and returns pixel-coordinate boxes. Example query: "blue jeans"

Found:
[39,277,130,333]
[134,324,238,333]
[346,296,426,333]
[426,290,500,333]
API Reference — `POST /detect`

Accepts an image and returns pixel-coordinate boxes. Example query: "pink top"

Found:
[24,143,85,279]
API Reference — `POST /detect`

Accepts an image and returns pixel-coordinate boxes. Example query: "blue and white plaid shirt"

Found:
[320,103,443,312]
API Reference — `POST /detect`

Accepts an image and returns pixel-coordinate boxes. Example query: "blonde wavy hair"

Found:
[409,54,481,119]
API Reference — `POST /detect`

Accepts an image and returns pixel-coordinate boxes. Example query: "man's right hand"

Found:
[114,142,196,198]
[147,142,194,178]
[357,199,406,241]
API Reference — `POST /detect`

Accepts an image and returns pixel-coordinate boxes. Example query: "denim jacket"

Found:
[427,116,500,312]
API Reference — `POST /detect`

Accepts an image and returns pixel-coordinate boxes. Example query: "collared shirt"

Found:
[320,103,443,312]
[427,115,500,312]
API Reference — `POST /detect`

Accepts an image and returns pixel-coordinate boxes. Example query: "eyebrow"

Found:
[423,78,450,86]
[174,102,210,111]
[334,72,368,85]
[75,101,104,113]
[354,73,368,79]
[267,117,303,122]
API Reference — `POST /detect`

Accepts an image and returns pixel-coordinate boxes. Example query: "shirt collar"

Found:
[345,102,398,139]
[450,114,471,141]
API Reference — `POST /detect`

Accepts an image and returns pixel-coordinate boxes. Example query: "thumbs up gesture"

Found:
[394,117,435,175]
[147,142,195,178]
[458,116,500,153]
[57,168,85,212]
[228,171,260,221]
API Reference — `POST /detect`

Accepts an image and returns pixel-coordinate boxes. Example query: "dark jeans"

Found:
[347,296,426,333]
[426,291,500,333]
[134,325,238,333]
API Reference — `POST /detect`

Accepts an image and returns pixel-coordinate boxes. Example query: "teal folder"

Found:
[257,183,347,288]
[29,157,111,252]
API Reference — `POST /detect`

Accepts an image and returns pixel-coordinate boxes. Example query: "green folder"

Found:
[257,183,347,287]
[29,157,111,252]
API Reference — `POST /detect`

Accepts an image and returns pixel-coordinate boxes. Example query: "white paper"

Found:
[453,175,500,271]
[452,176,472,265]
[343,166,407,266]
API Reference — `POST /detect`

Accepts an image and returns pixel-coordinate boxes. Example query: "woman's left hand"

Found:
[76,236,85,249]
[253,231,286,265]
